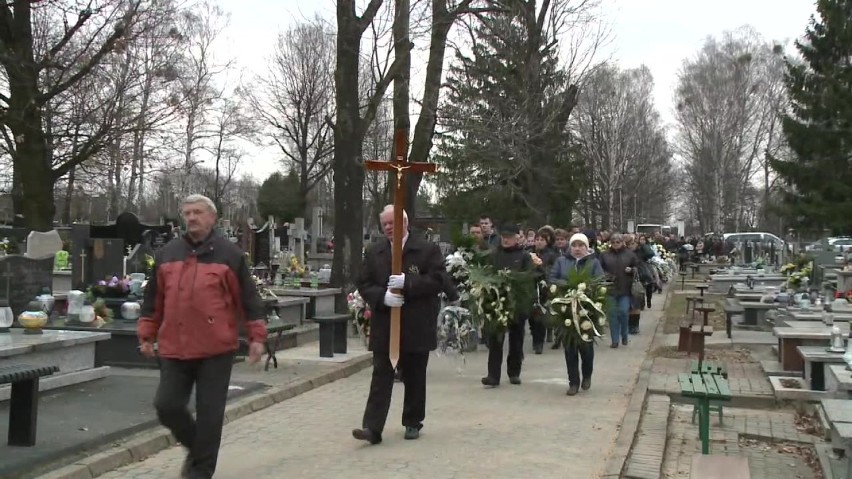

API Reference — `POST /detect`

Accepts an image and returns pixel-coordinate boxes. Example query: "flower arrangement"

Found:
[145,254,155,274]
[347,290,371,343]
[596,242,610,254]
[286,253,307,277]
[89,276,131,298]
[467,266,515,334]
[529,252,543,267]
[437,305,476,356]
[0,237,10,254]
[546,265,609,345]
[780,255,813,289]
[445,238,492,303]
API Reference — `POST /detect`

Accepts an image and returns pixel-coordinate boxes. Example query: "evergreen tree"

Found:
[433,8,579,226]
[770,0,852,234]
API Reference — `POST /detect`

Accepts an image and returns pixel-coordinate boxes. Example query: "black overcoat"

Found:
[357,234,445,353]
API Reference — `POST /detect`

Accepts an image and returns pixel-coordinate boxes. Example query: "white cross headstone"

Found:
[25,230,63,259]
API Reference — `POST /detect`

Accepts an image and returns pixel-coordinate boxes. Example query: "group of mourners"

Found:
[462,217,677,396]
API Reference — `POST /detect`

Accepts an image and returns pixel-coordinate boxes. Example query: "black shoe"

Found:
[610,343,618,349]
[481,376,499,387]
[551,342,561,350]
[352,428,382,444]
[622,338,628,346]
[404,427,420,440]
[533,344,543,354]
[509,376,521,385]
[581,377,591,390]
[566,384,579,396]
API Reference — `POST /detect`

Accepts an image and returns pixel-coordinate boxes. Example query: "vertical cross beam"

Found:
[364,129,438,367]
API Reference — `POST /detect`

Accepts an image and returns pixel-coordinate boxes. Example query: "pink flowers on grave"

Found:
[91,275,131,298]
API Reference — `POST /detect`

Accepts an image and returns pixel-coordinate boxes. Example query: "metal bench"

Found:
[0,364,59,446]
[679,368,732,454]
[313,313,351,358]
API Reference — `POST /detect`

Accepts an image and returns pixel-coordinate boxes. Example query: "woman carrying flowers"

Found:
[549,233,604,396]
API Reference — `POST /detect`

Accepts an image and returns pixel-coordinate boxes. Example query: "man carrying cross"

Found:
[352,130,443,444]
[352,205,445,443]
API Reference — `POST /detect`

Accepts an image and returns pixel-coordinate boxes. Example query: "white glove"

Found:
[384,290,404,308]
[387,273,406,290]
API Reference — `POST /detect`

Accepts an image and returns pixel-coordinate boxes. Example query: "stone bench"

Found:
[690,454,750,479]
[679,370,732,454]
[312,313,351,358]
[796,345,847,391]
[738,301,777,326]
[0,364,59,446]
[825,365,852,397]
[773,327,835,372]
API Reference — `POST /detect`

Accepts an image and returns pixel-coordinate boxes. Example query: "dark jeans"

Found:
[529,315,546,347]
[487,318,526,381]
[363,351,429,434]
[564,341,594,386]
[154,352,234,479]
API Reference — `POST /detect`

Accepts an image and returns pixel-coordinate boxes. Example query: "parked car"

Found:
[806,236,852,252]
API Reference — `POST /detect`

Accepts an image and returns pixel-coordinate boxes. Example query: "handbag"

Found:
[631,274,645,300]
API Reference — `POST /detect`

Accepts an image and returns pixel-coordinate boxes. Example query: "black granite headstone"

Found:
[0,255,53,315]
[744,241,754,264]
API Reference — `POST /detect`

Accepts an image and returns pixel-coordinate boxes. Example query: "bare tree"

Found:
[245,16,335,221]
[674,27,783,233]
[206,96,254,213]
[572,64,672,229]
[171,0,231,197]
[0,1,144,229]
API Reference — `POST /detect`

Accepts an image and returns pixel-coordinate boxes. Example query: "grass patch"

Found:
[662,292,727,334]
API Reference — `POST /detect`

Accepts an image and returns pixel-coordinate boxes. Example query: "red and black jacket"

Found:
[137,230,267,359]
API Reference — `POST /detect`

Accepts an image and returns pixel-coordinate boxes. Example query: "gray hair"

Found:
[181,194,218,215]
[609,233,624,242]
[381,204,408,221]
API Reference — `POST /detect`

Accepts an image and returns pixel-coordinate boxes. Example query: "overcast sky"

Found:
[214,0,819,181]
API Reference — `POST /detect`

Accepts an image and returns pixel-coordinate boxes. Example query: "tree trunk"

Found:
[331,1,368,313]
[392,0,412,218]
[62,165,76,224]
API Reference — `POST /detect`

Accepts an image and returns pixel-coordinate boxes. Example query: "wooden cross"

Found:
[364,129,438,368]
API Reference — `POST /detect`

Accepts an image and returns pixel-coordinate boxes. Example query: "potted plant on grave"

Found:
[546,266,611,346]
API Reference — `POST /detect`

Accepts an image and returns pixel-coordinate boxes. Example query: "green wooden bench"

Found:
[689,360,728,426]
[679,368,732,454]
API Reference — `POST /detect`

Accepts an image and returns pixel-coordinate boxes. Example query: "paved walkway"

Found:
[99,306,662,479]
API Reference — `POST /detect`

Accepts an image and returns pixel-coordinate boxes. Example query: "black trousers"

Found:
[487,318,526,381]
[363,351,429,434]
[529,315,546,347]
[645,283,654,307]
[154,352,234,479]
[564,341,594,386]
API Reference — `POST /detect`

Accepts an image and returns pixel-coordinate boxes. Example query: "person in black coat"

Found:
[353,205,445,444]
[482,223,534,387]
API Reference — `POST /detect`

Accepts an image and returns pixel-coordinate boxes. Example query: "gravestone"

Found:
[289,218,306,261]
[311,207,323,255]
[25,230,63,258]
[254,220,271,269]
[71,213,173,288]
[744,241,754,264]
[0,255,54,315]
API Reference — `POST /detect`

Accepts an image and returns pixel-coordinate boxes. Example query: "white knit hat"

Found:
[569,233,589,247]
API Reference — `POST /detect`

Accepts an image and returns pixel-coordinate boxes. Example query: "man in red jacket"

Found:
[137,194,267,479]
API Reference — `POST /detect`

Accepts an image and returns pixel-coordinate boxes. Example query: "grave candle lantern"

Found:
[0,298,13,332]
[829,326,845,353]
